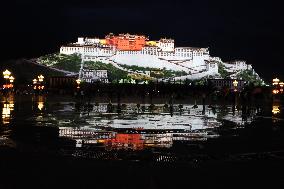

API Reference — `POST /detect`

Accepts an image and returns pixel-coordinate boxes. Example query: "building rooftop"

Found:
[175,47,208,51]
[159,38,174,42]
[226,60,246,64]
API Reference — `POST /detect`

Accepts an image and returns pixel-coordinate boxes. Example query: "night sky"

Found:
[1,0,283,81]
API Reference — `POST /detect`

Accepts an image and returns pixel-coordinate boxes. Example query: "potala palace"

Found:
[59,33,262,81]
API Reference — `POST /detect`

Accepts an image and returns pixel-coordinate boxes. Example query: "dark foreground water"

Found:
[0,94,284,188]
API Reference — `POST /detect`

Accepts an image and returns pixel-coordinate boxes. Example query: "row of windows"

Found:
[213,81,244,87]
[159,43,174,47]
[83,73,108,78]
[62,47,203,56]
[61,47,81,52]
[143,47,158,50]
[215,83,233,87]
[175,49,203,56]
[114,51,202,57]
[61,46,114,53]
[62,48,203,59]
[84,49,112,53]
[175,49,191,52]
[117,51,141,55]
[82,78,109,83]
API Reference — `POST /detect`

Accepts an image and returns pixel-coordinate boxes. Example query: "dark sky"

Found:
[1,0,283,81]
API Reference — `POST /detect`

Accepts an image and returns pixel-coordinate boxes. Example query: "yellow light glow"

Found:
[97,139,105,143]
[273,78,280,85]
[38,75,44,82]
[3,69,11,79]
[279,82,284,87]
[146,41,157,46]
[233,80,238,87]
[99,39,107,45]
[2,104,11,117]
[273,89,279,94]
[272,106,280,115]
[3,84,13,89]
[33,79,38,84]
[38,102,44,111]
[9,76,14,83]
[76,78,81,88]
[2,101,14,124]
[76,79,81,85]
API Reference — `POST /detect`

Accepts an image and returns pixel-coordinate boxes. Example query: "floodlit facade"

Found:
[81,69,109,83]
[59,33,260,81]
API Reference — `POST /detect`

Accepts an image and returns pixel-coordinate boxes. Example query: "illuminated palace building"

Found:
[60,33,209,63]
[60,33,217,76]
[60,33,261,81]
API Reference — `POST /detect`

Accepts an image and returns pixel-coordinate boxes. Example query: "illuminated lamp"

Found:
[273,78,280,85]
[3,69,11,79]
[9,76,14,83]
[33,79,38,84]
[233,80,238,87]
[38,75,44,82]
[76,79,81,88]
[272,106,280,115]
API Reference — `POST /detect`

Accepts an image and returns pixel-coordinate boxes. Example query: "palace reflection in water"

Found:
[1,94,282,154]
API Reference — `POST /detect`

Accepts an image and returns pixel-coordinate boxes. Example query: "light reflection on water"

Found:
[272,99,281,115]
[32,95,46,111]
[1,95,14,125]
[0,96,260,151]
[45,103,255,150]
[272,100,282,119]
[272,106,280,115]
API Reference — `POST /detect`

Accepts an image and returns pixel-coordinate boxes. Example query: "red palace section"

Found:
[105,33,147,51]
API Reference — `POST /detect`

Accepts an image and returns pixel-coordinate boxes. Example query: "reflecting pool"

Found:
[0,94,264,153]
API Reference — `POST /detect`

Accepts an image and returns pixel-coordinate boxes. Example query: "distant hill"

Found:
[0,59,65,85]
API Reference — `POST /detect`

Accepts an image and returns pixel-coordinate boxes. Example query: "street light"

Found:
[38,75,44,82]
[3,69,11,87]
[233,80,238,92]
[9,76,14,83]
[272,78,280,85]
[233,80,238,87]
[33,79,38,84]
[3,70,12,92]
[76,79,81,89]
[279,82,284,93]
[37,85,44,90]
[36,75,45,93]
[3,69,11,79]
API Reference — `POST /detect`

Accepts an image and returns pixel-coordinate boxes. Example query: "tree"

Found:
[218,63,229,78]
[38,53,82,72]
[236,70,262,86]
